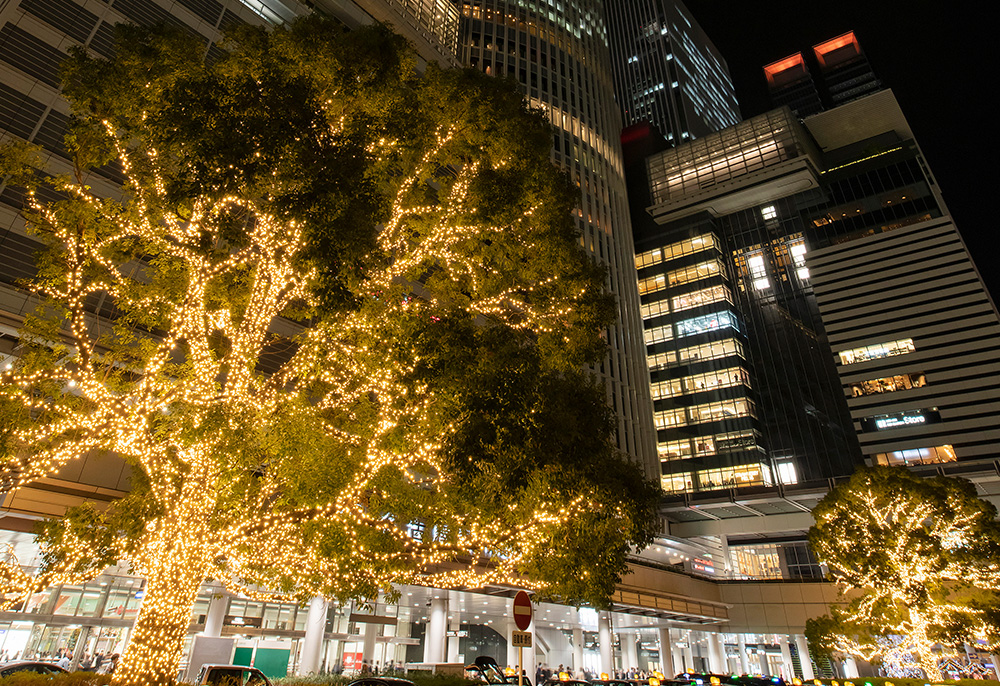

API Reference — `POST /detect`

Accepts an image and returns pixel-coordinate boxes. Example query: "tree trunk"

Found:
[909,609,942,681]
[113,485,215,686]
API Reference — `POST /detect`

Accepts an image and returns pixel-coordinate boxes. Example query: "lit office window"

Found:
[790,240,809,280]
[838,338,915,365]
[851,373,926,397]
[643,324,674,345]
[667,259,723,287]
[671,284,730,313]
[677,338,744,363]
[761,205,777,220]
[676,311,739,338]
[638,273,668,295]
[747,254,769,290]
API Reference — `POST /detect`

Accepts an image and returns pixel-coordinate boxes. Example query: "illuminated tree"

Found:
[807,466,1000,679]
[0,19,659,686]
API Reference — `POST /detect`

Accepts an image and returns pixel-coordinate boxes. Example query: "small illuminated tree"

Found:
[807,466,1000,679]
[0,19,658,686]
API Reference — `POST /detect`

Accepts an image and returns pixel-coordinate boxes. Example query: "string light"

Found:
[0,77,611,686]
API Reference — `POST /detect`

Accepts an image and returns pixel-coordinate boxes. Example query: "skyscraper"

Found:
[764,31,880,116]
[454,0,659,475]
[605,0,739,142]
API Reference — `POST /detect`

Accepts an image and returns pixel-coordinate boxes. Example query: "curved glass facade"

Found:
[456,0,658,476]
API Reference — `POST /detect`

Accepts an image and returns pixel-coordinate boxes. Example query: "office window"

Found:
[681,367,750,393]
[676,310,739,338]
[688,398,754,424]
[660,471,694,494]
[638,273,667,295]
[643,324,674,345]
[747,254,769,290]
[666,259,723,287]
[671,284,730,313]
[640,299,671,320]
[838,338,915,365]
[654,407,687,429]
[647,350,678,371]
[658,439,693,461]
[677,338,744,364]
[650,378,682,401]
[851,372,926,397]
[761,205,777,220]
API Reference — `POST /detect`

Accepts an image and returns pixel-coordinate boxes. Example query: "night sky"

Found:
[679,1,999,298]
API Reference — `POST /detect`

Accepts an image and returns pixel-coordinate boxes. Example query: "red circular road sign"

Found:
[512,590,532,631]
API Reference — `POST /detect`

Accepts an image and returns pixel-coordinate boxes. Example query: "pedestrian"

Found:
[101,653,120,675]
[57,653,71,670]
[80,653,93,671]
[95,652,105,670]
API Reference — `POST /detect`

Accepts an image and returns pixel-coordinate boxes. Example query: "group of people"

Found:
[3,646,121,674]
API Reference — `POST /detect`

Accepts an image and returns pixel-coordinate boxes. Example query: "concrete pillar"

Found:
[794,635,814,680]
[778,636,794,679]
[363,622,378,666]
[718,535,732,577]
[681,633,694,673]
[70,626,90,672]
[657,628,675,677]
[708,633,726,674]
[623,633,638,671]
[736,635,749,674]
[203,589,229,637]
[991,654,1000,681]
[573,628,585,676]
[447,617,461,663]
[298,596,329,675]
[423,597,448,664]
[843,656,859,678]
[598,611,614,676]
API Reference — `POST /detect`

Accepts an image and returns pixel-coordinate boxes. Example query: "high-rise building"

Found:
[605,0,739,143]
[454,0,659,476]
[633,84,1000,510]
[764,31,880,116]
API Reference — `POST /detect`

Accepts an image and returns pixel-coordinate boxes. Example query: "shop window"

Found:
[872,444,956,466]
[838,338,915,365]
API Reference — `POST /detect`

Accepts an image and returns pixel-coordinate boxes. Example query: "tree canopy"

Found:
[807,466,1000,679]
[0,17,659,686]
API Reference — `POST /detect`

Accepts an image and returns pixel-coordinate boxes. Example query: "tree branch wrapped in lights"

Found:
[0,18,658,686]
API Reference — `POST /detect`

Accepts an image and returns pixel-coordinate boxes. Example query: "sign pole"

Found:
[518,645,523,686]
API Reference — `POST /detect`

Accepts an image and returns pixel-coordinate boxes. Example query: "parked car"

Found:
[348,677,417,686]
[195,664,272,686]
[0,661,69,678]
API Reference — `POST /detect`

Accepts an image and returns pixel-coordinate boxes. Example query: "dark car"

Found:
[0,661,70,678]
[349,678,416,686]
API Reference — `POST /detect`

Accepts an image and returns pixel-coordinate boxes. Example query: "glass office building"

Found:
[605,0,739,143]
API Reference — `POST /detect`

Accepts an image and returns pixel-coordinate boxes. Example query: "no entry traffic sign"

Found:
[513,590,532,631]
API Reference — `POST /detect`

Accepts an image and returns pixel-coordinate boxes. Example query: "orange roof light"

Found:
[813,31,861,67]
[763,53,806,86]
